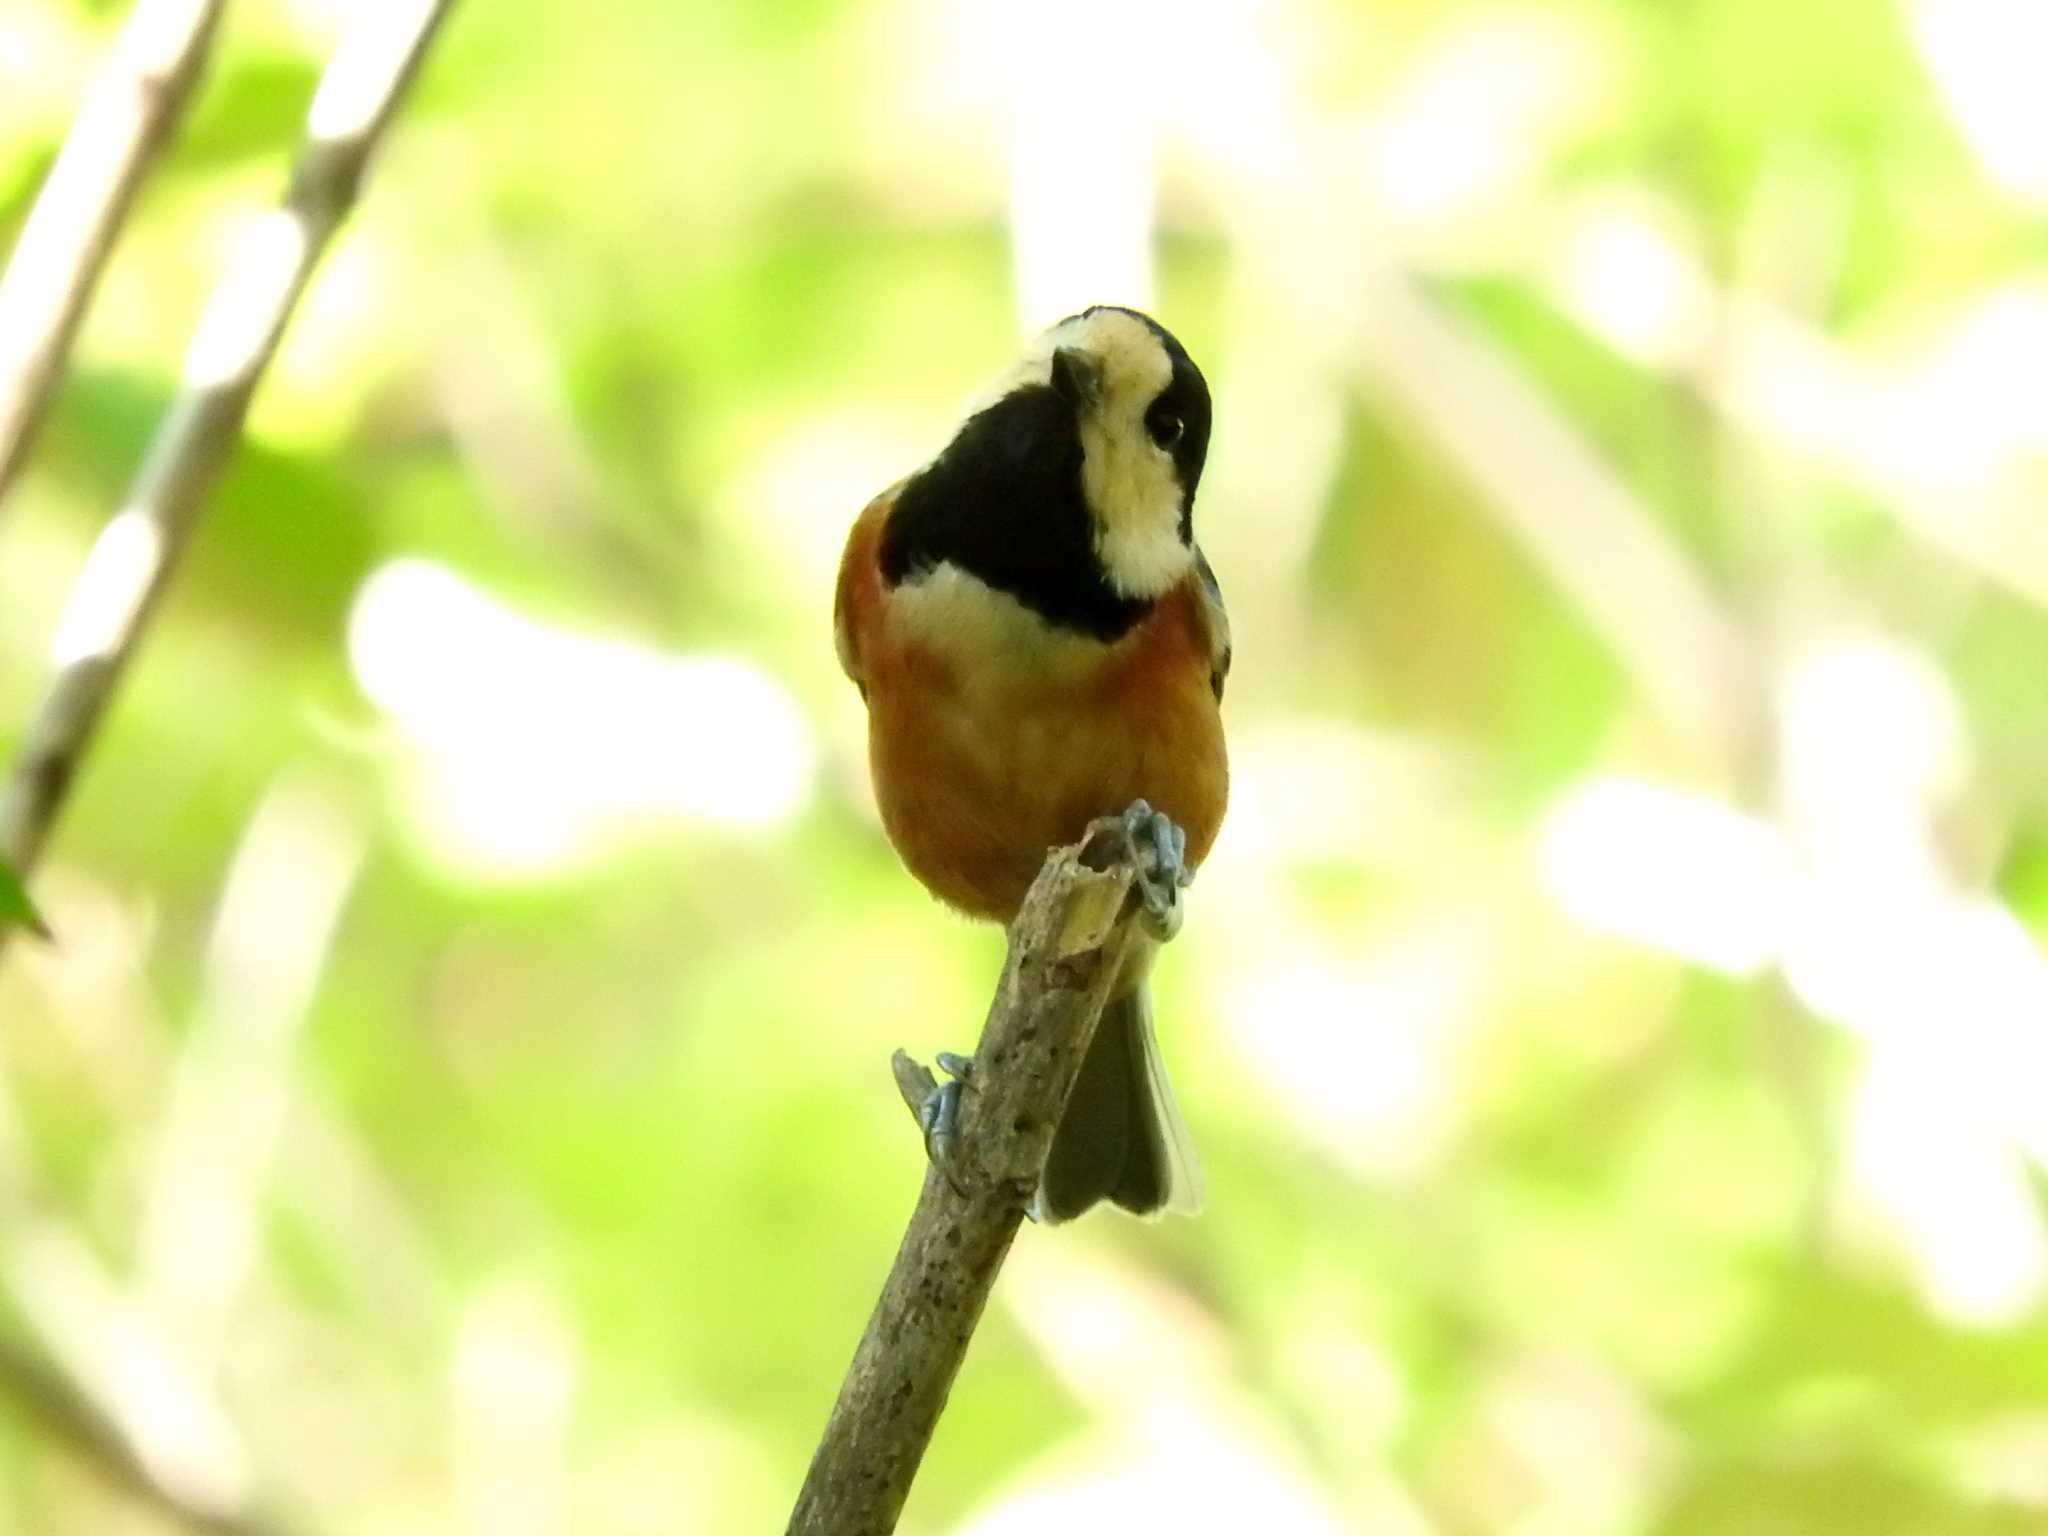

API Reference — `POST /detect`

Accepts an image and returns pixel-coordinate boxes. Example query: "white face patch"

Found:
[969,309,1195,601]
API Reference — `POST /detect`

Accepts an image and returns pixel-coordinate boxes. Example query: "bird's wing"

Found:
[834,481,902,695]
[1191,542,1231,702]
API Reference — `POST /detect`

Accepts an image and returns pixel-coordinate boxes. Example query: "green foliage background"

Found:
[2,0,2047,1532]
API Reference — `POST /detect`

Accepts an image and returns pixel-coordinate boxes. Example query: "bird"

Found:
[833,304,1229,1223]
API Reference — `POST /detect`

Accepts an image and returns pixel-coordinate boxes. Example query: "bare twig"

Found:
[0,0,228,509]
[0,1101,287,1534]
[0,1334,285,1536]
[0,4,456,1526]
[787,819,1151,1536]
[139,776,365,1369]
[0,0,458,897]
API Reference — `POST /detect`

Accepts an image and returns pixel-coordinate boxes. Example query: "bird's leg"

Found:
[892,1049,975,1195]
[1121,799,1191,942]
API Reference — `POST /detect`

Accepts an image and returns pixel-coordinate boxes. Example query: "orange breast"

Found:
[855,564,1228,924]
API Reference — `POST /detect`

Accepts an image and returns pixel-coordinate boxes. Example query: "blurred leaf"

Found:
[0,859,48,940]
[1320,401,1624,804]
[1998,834,2048,930]
[1659,1452,2045,1536]
[0,145,58,238]
[1687,1266,2048,1441]
[173,58,322,172]
[2,2,2047,1530]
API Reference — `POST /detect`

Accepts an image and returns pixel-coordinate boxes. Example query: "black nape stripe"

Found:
[879,384,1150,642]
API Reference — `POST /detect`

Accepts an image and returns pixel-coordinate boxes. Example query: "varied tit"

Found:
[834,305,1229,1223]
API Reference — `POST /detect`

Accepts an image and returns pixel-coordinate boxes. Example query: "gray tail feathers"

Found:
[1036,983,1204,1225]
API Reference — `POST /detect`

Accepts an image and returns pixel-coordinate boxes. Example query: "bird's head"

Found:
[881,305,1213,641]
[1009,305,1212,600]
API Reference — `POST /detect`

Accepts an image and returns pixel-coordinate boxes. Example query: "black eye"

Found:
[1148,410,1184,449]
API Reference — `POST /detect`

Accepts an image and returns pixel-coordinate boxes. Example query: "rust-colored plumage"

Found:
[835,485,1228,925]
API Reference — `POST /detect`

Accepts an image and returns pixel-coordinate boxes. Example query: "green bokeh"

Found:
[2,1,2046,1533]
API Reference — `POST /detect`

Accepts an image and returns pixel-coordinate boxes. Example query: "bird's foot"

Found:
[1122,799,1190,942]
[891,1049,975,1195]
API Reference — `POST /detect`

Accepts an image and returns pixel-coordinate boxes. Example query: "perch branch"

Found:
[0,0,229,509]
[787,819,1152,1536]
[0,0,458,906]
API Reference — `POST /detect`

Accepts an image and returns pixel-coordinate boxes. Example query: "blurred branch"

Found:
[0,0,228,511]
[0,1334,286,1536]
[0,0,458,925]
[0,1091,285,1535]
[1353,271,1757,759]
[0,6,457,1527]
[140,777,365,1370]
[1536,207,2048,612]
[787,820,1149,1536]
[407,158,679,622]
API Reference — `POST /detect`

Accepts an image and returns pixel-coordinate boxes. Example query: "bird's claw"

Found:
[1122,799,1190,942]
[900,1050,975,1195]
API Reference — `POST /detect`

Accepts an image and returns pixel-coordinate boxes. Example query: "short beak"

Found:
[1049,346,1102,410]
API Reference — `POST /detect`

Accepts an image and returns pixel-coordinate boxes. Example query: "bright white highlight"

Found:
[0,0,209,404]
[1200,720,1491,1182]
[307,0,438,143]
[1550,197,1717,368]
[1776,644,2048,1326]
[1889,283,2048,487]
[967,1244,1376,1536]
[50,506,163,666]
[1222,921,1491,1181]
[1910,0,2048,204]
[1369,12,1618,239]
[1843,935,2048,1327]
[1540,777,1792,978]
[348,559,814,874]
[1776,637,1962,874]
[1539,635,2048,1326]
[1543,208,2048,603]
[182,208,307,388]
[999,0,1157,331]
